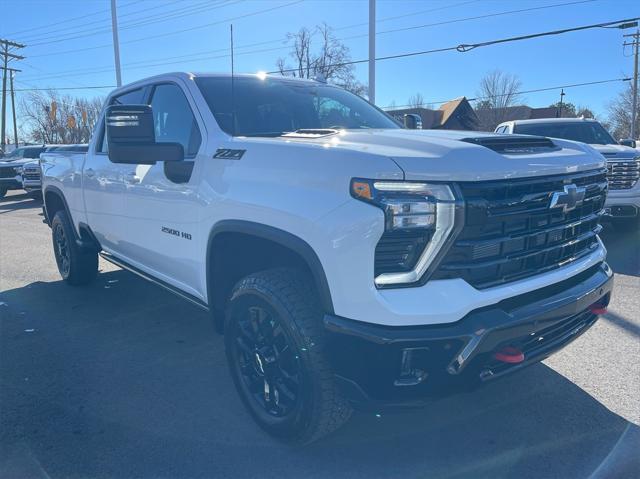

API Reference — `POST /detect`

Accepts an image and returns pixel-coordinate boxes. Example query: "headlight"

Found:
[351,179,462,287]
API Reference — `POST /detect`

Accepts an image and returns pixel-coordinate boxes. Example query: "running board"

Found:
[99,252,209,312]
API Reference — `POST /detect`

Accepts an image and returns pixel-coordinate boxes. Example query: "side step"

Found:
[99,252,209,312]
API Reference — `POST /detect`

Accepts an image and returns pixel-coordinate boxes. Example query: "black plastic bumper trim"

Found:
[323,262,613,404]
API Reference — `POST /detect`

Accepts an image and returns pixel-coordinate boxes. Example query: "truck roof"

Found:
[501,117,599,126]
[109,71,323,97]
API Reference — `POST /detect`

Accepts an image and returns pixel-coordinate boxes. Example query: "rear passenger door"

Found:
[118,82,206,300]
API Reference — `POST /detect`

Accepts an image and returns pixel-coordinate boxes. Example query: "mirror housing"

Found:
[106,104,184,164]
[403,113,423,130]
[619,138,637,149]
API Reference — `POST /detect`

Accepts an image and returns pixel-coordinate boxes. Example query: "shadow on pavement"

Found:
[1,269,639,479]
[598,224,639,277]
[0,192,42,213]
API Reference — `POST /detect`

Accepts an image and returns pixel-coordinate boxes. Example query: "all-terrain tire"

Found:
[225,268,352,444]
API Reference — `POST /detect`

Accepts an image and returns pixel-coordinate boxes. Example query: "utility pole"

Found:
[10,70,19,147]
[0,39,25,148]
[558,88,566,118]
[368,0,375,104]
[624,29,639,139]
[111,0,122,87]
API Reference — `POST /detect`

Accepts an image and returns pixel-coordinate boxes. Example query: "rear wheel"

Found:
[51,210,98,285]
[225,268,352,444]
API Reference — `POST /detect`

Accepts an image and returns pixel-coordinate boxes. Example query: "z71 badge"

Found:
[213,148,246,160]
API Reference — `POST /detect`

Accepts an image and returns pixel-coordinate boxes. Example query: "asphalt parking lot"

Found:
[1,190,639,479]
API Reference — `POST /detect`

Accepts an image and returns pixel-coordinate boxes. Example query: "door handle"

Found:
[124,172,140,184]
[85,168,96,178]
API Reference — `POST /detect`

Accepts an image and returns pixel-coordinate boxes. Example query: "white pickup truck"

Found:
[42,72,613,443]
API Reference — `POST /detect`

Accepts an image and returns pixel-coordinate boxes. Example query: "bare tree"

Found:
[19,90,104,144]
[407,92,425,109]
[607,83,640,139]
[474,70,522,131]
[575,105,596,119]
[276,23,367,97]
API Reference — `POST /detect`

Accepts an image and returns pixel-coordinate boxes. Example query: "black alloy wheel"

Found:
[232,303,302,419]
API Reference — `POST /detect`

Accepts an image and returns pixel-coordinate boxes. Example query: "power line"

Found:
[382,78,632,110]
[16,0,190,42]
[4,0,147,39]
[27,0,242,46]
[271,17,640,74]
[20,0,598,81]
[25,0,302,50]
[378,0,597,37]
[14,84,116,92]
[23,0,471,59]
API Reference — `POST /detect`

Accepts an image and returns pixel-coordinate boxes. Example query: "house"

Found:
[475,105,559,131]
[387,97,479,131]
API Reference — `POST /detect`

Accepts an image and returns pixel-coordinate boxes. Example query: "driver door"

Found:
[117,82,206,299]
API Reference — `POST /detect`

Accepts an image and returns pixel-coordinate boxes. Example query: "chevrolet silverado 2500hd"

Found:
[41,73,613,443]
[496,118,640,230]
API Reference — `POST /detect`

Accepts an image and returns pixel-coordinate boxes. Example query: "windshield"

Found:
[4,148,24,160]
[513,121,617,145]
[195,76,399,137]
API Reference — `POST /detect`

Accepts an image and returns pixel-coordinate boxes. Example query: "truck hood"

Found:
[589,143,637,160]
[268,129,604,181]
[0,158,33,167]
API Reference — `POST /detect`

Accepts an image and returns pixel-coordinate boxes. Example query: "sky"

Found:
[2,0,639,134]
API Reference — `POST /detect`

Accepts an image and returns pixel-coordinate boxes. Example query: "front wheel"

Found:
[51,210,98,285]
[225,268,352,444]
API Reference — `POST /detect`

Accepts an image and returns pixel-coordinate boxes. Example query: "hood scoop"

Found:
[460,135,558,154]
[282,129,339,138]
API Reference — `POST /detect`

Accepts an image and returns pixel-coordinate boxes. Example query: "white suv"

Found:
[41,73,613,443]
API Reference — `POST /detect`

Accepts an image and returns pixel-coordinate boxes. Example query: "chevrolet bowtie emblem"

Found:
[549,184,586,212]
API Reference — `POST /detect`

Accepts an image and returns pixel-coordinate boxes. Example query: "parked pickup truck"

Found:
[41,73,613,443]
[0,145,47,198]
[496,118,640,230]
[23,144,89,196]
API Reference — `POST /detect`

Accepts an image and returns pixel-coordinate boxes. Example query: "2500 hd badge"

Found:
[161,226,192,240]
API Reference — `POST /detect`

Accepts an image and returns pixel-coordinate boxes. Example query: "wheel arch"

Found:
[44,186,100,250]
[206,220,334,315]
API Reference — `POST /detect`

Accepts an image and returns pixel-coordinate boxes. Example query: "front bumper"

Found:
[22,180,42,192]
[323,262,613,405]
[605,186,640,218]
[0,177,22,190]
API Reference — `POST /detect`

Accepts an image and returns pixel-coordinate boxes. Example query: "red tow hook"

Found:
[589,303,608,315]
[494,346,525,364]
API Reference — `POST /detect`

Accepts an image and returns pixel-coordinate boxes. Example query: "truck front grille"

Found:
[0,166,17,179]
[606,159,639,190]
[23,168,40,181]
[432,169,607,289]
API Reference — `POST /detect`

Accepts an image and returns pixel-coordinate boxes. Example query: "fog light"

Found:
[394,348,428,386]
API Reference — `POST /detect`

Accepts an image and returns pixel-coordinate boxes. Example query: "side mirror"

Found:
[619,138,637,149]
[106,104,184,164]
[403,113,423,130]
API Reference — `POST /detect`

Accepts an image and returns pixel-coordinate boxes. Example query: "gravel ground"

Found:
[1,190,639,479]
